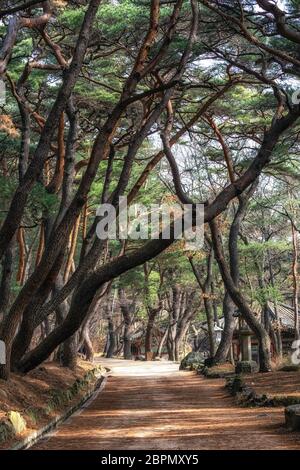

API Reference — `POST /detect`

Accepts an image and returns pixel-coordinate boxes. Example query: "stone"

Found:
[180,351,205,370]
[285,405,300,431]
[7,410,27,435]
[235,360,258,374]
[226,375,244,395]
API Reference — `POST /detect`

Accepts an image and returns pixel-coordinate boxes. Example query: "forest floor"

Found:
[31,358,300,450]
[243,370,300,399]
[0,361,100,449]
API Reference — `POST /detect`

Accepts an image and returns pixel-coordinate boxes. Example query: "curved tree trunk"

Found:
[291,221,300,340]
[119,288,134,360]
[156,328,168,358]
[213,292,236,364]
[106,316,116,358]
[0,242,13,323]
[82,325,94,362]
[175,321,191,361]
[123,325,132,360]
[122,307,132,360]
[61,333,78,369]
[189,253,216,357]
[212,183,257,364]
[167,330,176,361]
[210,217,272,372]
[267,249,282,357]
[145,307,159,358]
[12,255,65,368]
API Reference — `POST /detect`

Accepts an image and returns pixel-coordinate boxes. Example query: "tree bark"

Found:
[291,221,300,340]
[209,217,272,372]
[119,289,133,360]
[82,326,94,362]
[189,253,216,357]
[157,328,168,358]
[11,254,64,368]
[61,334,78,370]
[106,315,116,358]
[267,248,282,357]
[213,292,236,364]
[0,242,13,322]
[145,308,158,356]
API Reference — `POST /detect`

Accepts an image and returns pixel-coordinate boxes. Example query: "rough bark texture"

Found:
[189,252,216,357]
[0,242,13,322]
[209,217,272,372]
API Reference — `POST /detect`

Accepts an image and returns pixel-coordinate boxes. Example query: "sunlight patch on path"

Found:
[98,357,179,377]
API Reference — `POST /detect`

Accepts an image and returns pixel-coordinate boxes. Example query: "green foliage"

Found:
[98,0,147,37]
[59,7,86,30]
[0,174,17,202]
[239,240,289,256]
[1,0,300,367]
[253,286,283,307]
[28,183,59,218]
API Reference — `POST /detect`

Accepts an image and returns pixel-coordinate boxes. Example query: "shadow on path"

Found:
[31,359,300,450]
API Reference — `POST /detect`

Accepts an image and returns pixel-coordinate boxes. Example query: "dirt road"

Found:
[31,359,300,450]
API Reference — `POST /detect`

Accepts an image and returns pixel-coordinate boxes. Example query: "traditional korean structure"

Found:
[194,302,297,363]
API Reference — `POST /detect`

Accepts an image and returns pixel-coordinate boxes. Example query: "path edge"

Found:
[9,372,109,450]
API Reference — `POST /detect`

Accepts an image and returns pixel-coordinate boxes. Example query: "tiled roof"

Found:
[267,302,296,328]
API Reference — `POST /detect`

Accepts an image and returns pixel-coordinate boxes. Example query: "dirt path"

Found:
[31,359,300,450]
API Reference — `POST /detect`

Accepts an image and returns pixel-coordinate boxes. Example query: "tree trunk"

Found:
[212,184,257,364]
[106,315,116,358]
[119,288,134,360]
[167,312,177,361]
[61,333,78,369]
[267,248,282,358]
[145,308,158,357]
[157,328,168,358]
[213,292,236,364]
[167,331,175,361]
[122,308,132,360]
[16,227,26,285]
[291,222,300,340]
[189,254,216,357]
[82,325,94,362]
[0,242,13,322]
[11,256,65,368]
[211,279,219,325]
[174,337,180,362]
[175,321,190,361]
[210,217,272,372]
[203,296,216,357]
